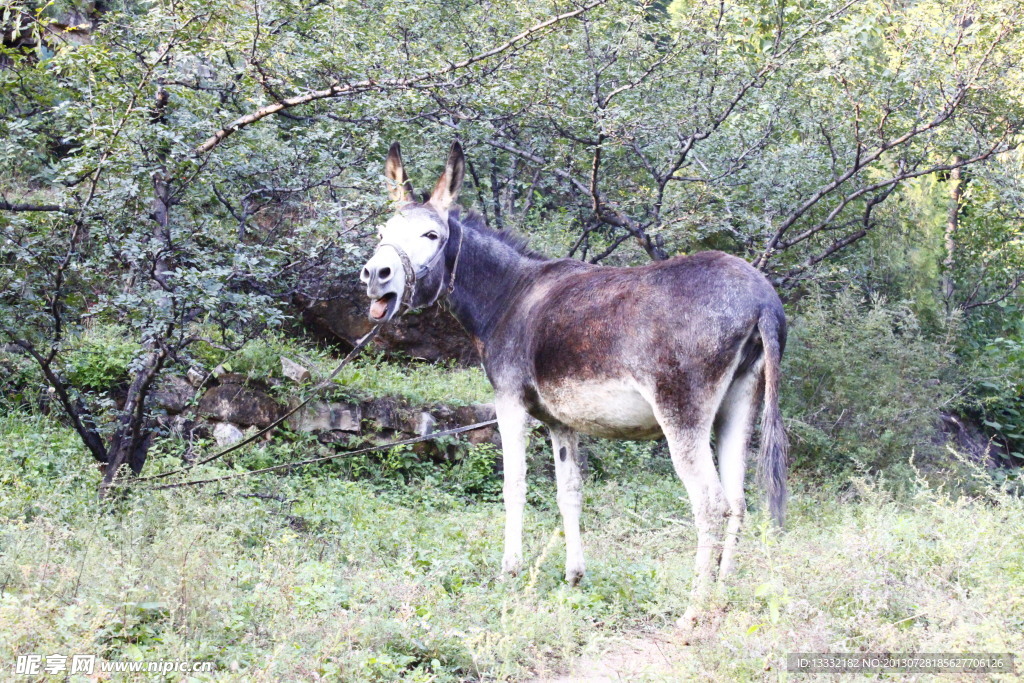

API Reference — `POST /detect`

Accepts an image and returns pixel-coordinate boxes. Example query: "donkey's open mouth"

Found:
[369,292,398,322]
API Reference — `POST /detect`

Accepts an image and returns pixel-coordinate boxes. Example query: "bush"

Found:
[962,309,1024,463]
[782,289,961,482]
[64,329,140,392]
[0,350,42,413]
[585,439,670,481]
[444,442,503,499]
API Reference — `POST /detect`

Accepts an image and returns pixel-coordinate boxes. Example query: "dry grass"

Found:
[1,413,1022,681]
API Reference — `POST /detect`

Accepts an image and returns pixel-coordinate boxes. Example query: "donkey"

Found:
[360,142,788,626]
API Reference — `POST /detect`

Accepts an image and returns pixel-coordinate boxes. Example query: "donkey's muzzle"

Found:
[360,263,395,296]
[360,250,407,323]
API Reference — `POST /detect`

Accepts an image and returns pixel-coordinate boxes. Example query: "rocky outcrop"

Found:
[151,365,497,455]
[197,375,284,428]
[213,422,245,447]
[287,401,361,432]
[2,1,95,55]
[940,411,1014,467]
[294,277,479,365]
[150,375,194,414]
[280,357,311,383]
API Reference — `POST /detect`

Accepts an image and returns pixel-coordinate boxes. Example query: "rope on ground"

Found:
[133,326,382,484]
[149,419,498,490]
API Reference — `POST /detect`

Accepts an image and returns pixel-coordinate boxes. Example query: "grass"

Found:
[329,354,494,407]
[178,331,494,407]
[1,412,1023,681]
[6,326,495,410]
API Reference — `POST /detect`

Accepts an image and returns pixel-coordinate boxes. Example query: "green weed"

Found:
[0,414,1022,680]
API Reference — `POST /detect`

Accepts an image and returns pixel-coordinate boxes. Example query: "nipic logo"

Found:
[13,654,214,675]
[15,655,97,675]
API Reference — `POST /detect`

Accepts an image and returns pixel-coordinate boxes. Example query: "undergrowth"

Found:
[2,327,494,412]
[1,413,1022,681]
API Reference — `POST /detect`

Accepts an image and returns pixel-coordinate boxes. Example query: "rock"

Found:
[472,403,497,422]
[292,276,480,365]
[417,412,437,436]
[316,431,356,446]
[150,375,193,414]
[198,382,283,428]
[941,411,1009,466]
[287,401,361,433]
[445,403,498,445]
[281,356,311,384]
[364,397,420,434]
[468,427,499,445]
[186,367,206,387]
[164,415,211,442]
[213,422,244,446]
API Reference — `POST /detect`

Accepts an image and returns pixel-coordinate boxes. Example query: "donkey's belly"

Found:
[536,380,663,440]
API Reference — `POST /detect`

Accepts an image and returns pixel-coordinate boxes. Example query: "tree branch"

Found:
[2,335,108,463]
[781,182,899,285]
[962,272,1024,310]
[0,200,72,213]
[194,0,610,155]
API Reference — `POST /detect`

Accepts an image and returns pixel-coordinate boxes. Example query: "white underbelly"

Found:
[539,379,662,439]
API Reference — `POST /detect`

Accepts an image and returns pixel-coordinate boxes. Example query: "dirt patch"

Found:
[533,632,694,682]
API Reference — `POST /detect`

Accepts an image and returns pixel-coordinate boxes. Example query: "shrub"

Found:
[0,349,42,412]
[585,439,670,481]
[444,442,503,499]
[962,312,1024,463]
[63,329,140,392]
[782,289,961,482]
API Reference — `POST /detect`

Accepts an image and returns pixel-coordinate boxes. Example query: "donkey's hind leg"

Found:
[663,422,729,627]
[551,426,585,585]
[715,368,761,580]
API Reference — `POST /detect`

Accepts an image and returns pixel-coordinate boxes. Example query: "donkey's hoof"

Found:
[501,556,522,577]
[565,566,585,586]
[676,606,701,631]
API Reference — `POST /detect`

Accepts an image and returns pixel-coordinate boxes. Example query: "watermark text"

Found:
[13,654,215,676]
[786,652,1014,674]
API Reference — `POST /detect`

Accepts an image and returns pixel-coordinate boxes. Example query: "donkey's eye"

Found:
[425,231,440,241]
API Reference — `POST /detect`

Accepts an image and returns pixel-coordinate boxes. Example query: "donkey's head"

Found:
[360,141,465,323]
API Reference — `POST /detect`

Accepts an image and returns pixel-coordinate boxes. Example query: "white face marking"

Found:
[379,210,449,270]
[360,207,449,322]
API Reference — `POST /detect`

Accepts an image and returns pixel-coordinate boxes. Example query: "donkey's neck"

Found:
[444,222,543,345]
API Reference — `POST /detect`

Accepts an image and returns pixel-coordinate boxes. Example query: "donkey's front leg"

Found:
[551,427,585,585]
[496,395,530,576]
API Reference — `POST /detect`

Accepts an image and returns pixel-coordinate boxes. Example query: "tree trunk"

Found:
[943,159,963,313]
[98,85,175,496]
[99,347,165,495]
[15,340,109,463]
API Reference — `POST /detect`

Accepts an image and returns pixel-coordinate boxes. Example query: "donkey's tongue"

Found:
[370,298,389,320]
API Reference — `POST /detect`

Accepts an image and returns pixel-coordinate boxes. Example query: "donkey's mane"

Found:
[450,207,546,261]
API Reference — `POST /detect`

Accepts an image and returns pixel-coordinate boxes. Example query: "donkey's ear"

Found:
[429,141,465,212]
[385,142,414,204]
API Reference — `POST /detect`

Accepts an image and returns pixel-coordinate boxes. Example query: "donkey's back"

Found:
[488,250,785,441]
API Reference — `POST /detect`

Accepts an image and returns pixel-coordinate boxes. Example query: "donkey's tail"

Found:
[757,307,789,526]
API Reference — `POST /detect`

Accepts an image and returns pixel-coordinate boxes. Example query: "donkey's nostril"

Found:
[379,267,392,280]
[361,267,370,281]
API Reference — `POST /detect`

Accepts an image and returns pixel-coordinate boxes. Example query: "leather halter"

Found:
[373,218,462,313]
